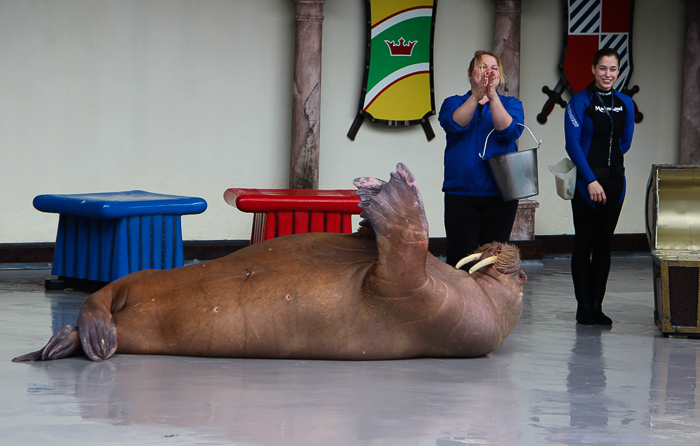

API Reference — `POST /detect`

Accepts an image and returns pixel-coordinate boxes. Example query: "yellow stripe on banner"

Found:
[371,0,435,26]
[365,72,431,121]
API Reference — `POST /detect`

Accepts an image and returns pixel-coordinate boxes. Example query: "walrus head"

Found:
[455,242,523,276]
[453,242,526,350]
[455,242,527,305]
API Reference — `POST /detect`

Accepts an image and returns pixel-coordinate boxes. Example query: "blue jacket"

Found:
[564,88,635,207]
[439,92,524,196]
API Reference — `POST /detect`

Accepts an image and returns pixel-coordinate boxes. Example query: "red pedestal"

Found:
[224,189,361,244]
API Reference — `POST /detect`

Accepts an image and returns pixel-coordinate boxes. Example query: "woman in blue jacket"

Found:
[564,48,635,325]
[438,50,524,267]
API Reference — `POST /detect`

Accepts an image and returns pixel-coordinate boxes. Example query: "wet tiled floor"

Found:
[1,255,699,445]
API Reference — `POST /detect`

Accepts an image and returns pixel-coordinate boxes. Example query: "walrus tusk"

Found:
[455,253,482,270]
[469,256,498,274]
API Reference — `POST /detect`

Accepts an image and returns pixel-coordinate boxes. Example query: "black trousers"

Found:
[570,177,624,306]
[444,194,519,267]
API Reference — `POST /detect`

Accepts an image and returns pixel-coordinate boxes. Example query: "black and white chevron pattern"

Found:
[568,0,630,91]
[601,33,630,90]
[568,0,601,34]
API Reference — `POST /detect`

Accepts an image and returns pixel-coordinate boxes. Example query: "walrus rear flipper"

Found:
[13,289,119,362]
[75,298,118,361]
[12,325,82,362]
[353,163,430,294]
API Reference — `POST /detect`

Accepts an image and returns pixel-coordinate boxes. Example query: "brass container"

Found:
[646,165,700,335]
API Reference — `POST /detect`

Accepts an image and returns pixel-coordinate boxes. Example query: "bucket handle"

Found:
[480,123,542,160]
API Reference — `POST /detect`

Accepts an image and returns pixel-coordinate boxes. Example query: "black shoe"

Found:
[592,309,612,326]
[576,302,595,325]
[592,298,613,325]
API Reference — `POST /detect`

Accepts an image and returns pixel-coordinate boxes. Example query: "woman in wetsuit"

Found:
[564,48,635,326]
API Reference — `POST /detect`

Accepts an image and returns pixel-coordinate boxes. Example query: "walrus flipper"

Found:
[12,325,82,362]
[76,302,118,361]
[353,163,430,294]
[353,163,429,239]
[12,293,118,362]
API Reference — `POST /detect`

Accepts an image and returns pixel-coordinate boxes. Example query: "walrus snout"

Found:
[455,242,523,276]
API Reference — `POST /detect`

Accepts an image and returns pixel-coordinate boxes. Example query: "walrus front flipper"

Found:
[12,325,82,362]
[353,163,430,295]
[354,163,429,238]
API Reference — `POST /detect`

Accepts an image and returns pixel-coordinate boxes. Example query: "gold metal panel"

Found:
[654,252,700,261]
[659,260,700,333]
[647,165,700,253]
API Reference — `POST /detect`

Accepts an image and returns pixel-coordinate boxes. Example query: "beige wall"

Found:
[0,0,686,243]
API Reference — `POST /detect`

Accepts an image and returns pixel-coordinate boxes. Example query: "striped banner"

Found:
[536,0,642,124]
[562,0,634,94]
[348,0,438,141]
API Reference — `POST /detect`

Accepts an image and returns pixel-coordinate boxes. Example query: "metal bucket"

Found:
[481,124,541,201]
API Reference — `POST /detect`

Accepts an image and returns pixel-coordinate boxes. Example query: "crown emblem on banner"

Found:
[385,37,417,56]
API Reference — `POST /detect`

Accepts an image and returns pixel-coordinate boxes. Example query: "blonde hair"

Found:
[468,50,506,86]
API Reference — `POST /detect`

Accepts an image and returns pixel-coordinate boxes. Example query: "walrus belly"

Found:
[111,232,389,359]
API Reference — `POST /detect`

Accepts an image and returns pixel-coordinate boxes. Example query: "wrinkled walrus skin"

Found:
[13,163,525,363]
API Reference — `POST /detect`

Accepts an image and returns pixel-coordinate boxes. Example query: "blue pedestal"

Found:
[34,191,207,290]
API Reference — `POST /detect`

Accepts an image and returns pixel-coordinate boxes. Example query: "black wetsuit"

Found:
[564,85,635,324]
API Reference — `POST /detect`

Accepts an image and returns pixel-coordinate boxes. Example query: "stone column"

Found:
[509,199,539,241]
[494,1,540,244]
[493,0,522,98]
[680,0,700,165]
[290,0,324,190]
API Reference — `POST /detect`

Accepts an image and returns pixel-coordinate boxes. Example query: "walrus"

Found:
[13,163,525,362]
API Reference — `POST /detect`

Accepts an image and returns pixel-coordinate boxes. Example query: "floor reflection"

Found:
[47,290,86,334]
[23,354,523,445]
[649,336,700,442]
[568,325,609,429]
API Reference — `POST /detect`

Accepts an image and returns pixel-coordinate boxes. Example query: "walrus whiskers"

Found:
[468,256,498,274]
[466,242,522,274]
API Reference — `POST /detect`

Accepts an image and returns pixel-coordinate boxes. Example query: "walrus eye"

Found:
[468,256,498,274]
[519,271,527,283]
[455,253,481,270]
